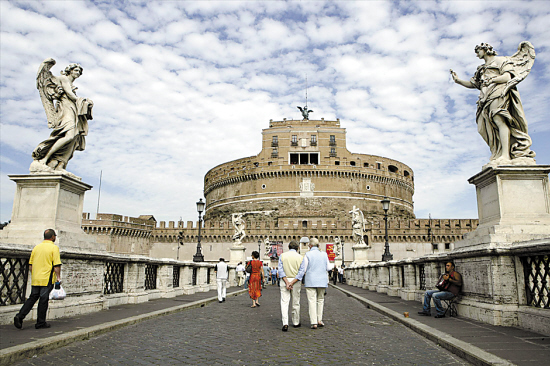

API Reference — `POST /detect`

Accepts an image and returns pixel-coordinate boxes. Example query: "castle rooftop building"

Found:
[204,118,415,227]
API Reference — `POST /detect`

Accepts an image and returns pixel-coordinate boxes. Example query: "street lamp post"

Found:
[193,198,205,262]
[341,239,344,266]
[177,231,183,261]
[381,196,393,262]
[258,238,262,257]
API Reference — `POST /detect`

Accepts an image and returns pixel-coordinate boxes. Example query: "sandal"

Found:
[310,325,317,329]
[318,321,325,327]
[251,305,257,308]
[256,303,260,307]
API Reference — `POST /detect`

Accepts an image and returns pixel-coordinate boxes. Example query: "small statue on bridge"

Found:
[349,206,368,247]
[231,213,246,245]
[264,237,271,258]
[334,236,342,258]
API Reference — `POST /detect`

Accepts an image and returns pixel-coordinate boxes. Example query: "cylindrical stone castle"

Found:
[204,118,414,224]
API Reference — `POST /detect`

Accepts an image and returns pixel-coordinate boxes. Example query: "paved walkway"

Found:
[336,284,549,366]
[0,284,547,365]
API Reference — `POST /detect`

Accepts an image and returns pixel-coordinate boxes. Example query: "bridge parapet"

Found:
[346,237,550,336]
[0,245,234,325]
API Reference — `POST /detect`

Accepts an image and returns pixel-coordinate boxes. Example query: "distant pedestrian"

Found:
[331,267,338,285]
[263,263,270,288]
[271,267,277,285]
[278,240,303,331]
[247,251,264,308]
[290,238,331,329]
[235,261,245,287]
[215,258,228,303]
[14,229,62,330]
[338,266,344,283]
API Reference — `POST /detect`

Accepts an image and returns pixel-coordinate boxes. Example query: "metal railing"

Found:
[418,264,426,290]
[104,262,124,294]
[192,267,198,286]
[173,265,180,288]
[145,264,158,290]
[521,254,549,309]
[0,256,29,306]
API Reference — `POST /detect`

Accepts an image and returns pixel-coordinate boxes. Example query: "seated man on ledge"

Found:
[418,261,462,318]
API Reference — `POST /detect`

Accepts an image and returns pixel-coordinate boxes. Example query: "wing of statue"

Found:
[36,58,61,128]
[308,109,313,113]
[297,106,304,112]
[503,41,536,96]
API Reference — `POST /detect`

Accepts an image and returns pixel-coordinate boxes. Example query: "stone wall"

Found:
[204,119,415,222]
[345,237,550,336]
[82,212,478,263]
[0,244,227,325]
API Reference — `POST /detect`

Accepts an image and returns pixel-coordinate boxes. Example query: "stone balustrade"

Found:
[347,237,550,336]
[0,244,238,325]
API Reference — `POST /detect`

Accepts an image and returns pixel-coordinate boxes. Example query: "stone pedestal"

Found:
[352,244,370,265]
[0,174,104,252]
[230,245,246,264]
[456,166,550,250]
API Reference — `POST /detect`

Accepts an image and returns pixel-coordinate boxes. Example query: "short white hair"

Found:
[309,237,319,247]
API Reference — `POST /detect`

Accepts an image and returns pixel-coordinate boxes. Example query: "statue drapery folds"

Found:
[30,58,94,176]
[451,42,536,168]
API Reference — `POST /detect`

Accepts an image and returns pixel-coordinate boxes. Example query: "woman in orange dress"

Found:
[247,251,264,307]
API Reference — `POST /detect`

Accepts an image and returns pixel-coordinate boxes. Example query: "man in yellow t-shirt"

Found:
[14,229,62,329]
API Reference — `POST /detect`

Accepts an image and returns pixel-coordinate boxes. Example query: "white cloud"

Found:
[1,1,549,224]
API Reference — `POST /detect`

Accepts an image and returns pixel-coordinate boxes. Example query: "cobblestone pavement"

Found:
[14,285,471,365]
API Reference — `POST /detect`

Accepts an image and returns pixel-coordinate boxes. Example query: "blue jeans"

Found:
[423,290,455,315]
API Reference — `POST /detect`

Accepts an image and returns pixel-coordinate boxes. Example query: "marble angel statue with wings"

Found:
[450,42,536,168]
[30,58,94,176]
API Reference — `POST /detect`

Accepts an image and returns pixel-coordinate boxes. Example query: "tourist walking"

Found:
[247,251,264,308]
[215,258,228,303]
[338,266,344,283]
[278,240,303,331]
[331,266,338,285]
[14,229,62,330]
[263,263,270,289]
[271,267,278,285]
[235,261,245,287]
[290,238,331,329]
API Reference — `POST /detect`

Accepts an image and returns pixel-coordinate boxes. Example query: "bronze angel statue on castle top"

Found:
[450,41,536,169]
[30,58,94,177]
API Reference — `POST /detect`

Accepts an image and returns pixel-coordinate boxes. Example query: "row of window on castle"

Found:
[271,135,330,144]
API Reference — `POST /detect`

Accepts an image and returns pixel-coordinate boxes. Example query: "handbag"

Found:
[245,262,252,274]
[49,282,66,300]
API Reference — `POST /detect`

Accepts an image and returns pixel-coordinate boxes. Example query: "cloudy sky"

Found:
[1,1,549,225]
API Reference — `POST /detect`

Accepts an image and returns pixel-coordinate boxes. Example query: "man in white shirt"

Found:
[215,258,228,303]
[278,240,303,332]
[235,262,245,287]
